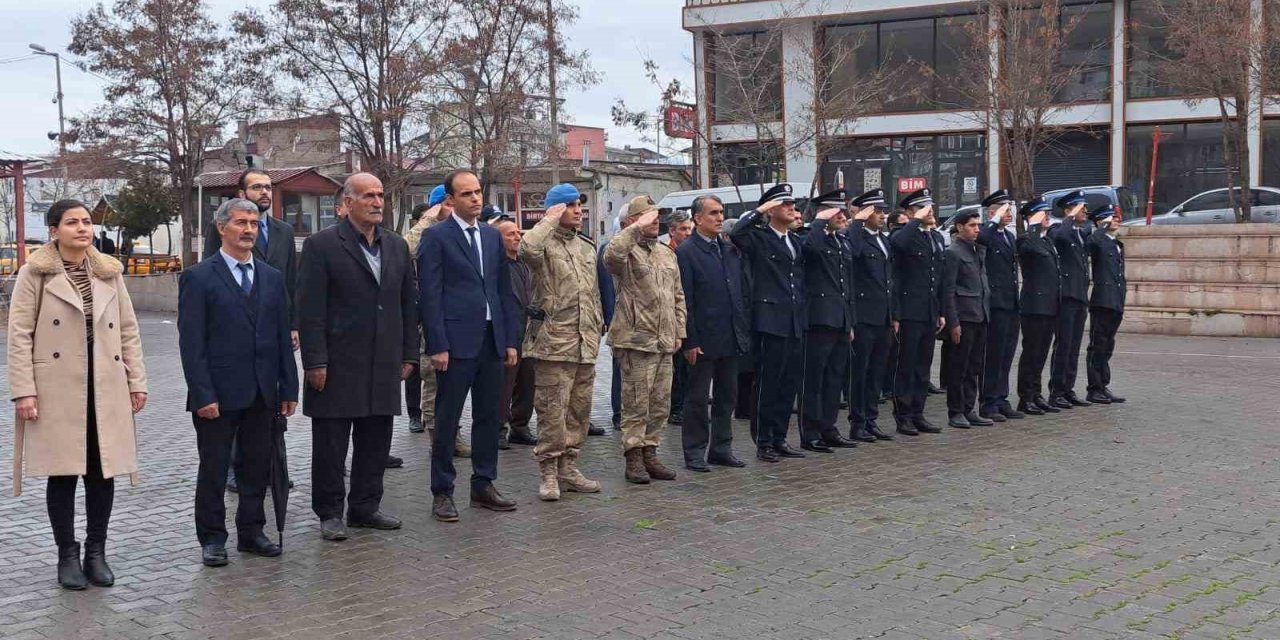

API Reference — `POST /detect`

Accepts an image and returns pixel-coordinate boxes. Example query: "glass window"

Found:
[821,133,986,219]
[710,142,785,188]
[1126,122,1227,215]
[1264,119,1280,188]
[1057,2,1113,102]
[711,32,783,123]
[880,19,935,111]
[1185,190,1232,211]
[1128,0,1181,98]
[319,195,337,231]
[822,24,879,106]
[1256,190,1280,207]
[935,14,979,108]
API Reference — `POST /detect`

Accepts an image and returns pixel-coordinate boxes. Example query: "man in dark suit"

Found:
[798,189,860,453]
[1085,205,1127,404]
[179,198,298,567]
[976,190,1024,422]
[1015,198,1061,416]
[927,219,949,396]
[678,195,750,472]
[419,170,520,521]
[845,189,895,443]
[1047,190,1093,409]
[889,189,945,436]
[491,216,538,448]
[940,209,992,428]
[729,183,808,463]
[297,173,419,541]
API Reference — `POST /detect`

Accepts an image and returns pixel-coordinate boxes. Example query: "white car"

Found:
[1123,187,1280,225]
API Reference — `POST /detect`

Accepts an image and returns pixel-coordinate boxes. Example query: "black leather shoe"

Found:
[1000,405,1026,419]
[686,461,711,473]
[821,434,859,448]
[895,419,919,436]
[432,495,459,522]
[201,544,228,568]
[1103,388,1126,403]
[775,443,807,458]
[348,512,402,530]
[1017,400,1044,416]
[912,416,942,433]
[1049,395,1073,410]
[225,475,239,494]
[588,422,606,436]
[1086,391,1112,404]
[82,541,114,587]
[928,383,945,395]
[849,428,877,443]
[965,412,995,427]
[756,447,780,463]
[471,485,517,512]
[948,414,972,429]
[1034,396,1060,413]
[385,455,404,469]
[707,455,746,468]
[867,423,895,440]
[979,409,1007,423]
[667,413,684,426]
[507,427,537,445]
[319,518,348,541]
[58,543,88,589]
[408,416,425,433]
[800,440,834,453]
[1065,391,1091,407]
[237,533,282,558]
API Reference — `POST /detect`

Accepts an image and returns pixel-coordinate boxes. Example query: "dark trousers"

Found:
[980,308,1020,412]
[311,415,392,521]
[945,321,988,416]
[893,320,936,419]
[883,331,899,396]
[849,322,892,431]
[1086,307,1123,393]
[799,327,848,443]
[681,354,739,464]
[193,396,273,546]
[1049,298,1089,396]
[669,353,689,418]
[938,337,951,388]
[610,358,622,426]
[48,391,113,549]
[405,367,422,420]
[754,333,803,448]
[432,325,502,495]
[1017,314,1057,402]
[503,356,536,432]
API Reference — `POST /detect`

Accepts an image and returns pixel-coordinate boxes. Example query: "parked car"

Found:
[1041,185,1139,225]
[0,241,43,276]
[1122,187,1280,226]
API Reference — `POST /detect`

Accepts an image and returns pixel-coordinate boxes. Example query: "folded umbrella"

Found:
[268,414,290,549]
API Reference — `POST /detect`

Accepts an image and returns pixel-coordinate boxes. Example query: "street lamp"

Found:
[28,43,66,156]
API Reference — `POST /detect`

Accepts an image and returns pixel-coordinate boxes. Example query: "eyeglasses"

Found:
[247,183,273,192]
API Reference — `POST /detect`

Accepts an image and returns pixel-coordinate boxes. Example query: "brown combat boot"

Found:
[537,459,561,501]
[557,453,601,493]
[641,446,677,481]
[624,448,650,484]
[455,436,472,458]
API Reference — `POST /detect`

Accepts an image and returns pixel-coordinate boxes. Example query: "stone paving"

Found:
[2,313,1280,639]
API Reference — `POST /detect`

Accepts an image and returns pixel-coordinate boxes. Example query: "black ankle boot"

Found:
[58,543,88,590]
[83,540,114,587]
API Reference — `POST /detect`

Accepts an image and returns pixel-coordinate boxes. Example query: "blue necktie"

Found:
[466,227,482,275]
[256,219,268,252]
[236,263,253,294]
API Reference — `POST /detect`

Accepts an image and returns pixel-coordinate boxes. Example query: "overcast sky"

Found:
[0,0,693,157]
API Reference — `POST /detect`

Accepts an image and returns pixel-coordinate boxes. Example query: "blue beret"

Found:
[545,183,586,208]
[428,184,447,206]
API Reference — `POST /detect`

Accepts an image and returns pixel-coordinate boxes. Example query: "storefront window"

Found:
[1128,0,1181,99]
[710,32,783,123]
[820,133,987,220]
[1263,119,1280,188]
[880,19,935,111]
[319,195,337,231]
[1126,122,1228,215]
[1057,2,1113,102]
[935,14,979,108]
[711,142,785,189]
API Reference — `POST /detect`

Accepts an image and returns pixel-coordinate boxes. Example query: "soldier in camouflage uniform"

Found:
[519,183,605,501]
[604,196,687,484]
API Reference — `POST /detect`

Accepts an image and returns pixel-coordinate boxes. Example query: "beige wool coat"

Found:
[7,244,148,496]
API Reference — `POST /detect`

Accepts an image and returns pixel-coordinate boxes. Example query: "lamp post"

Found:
[28,43,66,156]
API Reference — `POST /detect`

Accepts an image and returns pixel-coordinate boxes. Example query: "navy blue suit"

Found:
[1048,222,1090,398]
[419,216,518,495]
[845,221,894,434]
[889,219,943,421]
[179,254,298,546]
[977,221,1020,413]
[799,220,856,444]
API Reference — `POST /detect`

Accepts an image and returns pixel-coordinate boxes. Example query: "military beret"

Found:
[428,184,447,206]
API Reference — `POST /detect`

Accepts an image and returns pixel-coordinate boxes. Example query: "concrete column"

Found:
[1110,0,1127,185]
[692,30,712,188]
[986,11,1001,190]
[781,19,818,191]
[1247,0,1264,187]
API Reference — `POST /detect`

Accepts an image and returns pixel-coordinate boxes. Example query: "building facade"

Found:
[685,0,1280,218]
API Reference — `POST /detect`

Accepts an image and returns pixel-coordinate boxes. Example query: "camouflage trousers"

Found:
[616,348,673,452]
[418,355,438,426]
[532,360,596,461]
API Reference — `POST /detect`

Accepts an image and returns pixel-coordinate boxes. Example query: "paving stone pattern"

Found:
[1,314,1279,639]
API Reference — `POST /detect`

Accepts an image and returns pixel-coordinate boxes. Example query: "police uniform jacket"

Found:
[941,238,990,328]
[1016,227,1061,317]
[844,220,893,327]
[889,218,943,323]
[676,233,751,359]
[801,218,857,331]
[1048,222,1090,303]
[729,208,806,338]
[1087,228,1127,312]
[977,221,1019,311]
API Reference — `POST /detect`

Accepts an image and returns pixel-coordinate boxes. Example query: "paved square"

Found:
[1,314,1279,639]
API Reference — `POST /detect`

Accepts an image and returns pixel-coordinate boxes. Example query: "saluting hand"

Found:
[853,206,874,222]
[634,209,659,229]
[757,198,788,213]
[544,203,568,222]
[815,207,839,222]
[913,205,933,221]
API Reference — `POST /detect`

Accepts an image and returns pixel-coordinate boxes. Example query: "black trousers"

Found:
[938,337,951,388]
[311,415,392,521]
[432,324,502,495]
[754,333,803,448]
[1086,307,1123,393]
[945,321,988,416]
[849,322,892,431]
[193,396,273,546]
[405,367,422,420]
[1017,314,1057,403]
[883,330,899,396]
[669,353,689,418]
[980,308,1020,412]
[503,356,536,432]
[799,327,849,443]
[681,354,739,464]
[48,385,113,549]
[1049,298,1089,397]
[893,320,936,419]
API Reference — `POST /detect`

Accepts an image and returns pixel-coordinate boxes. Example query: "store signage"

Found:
[664,102,698,139]
[898,177,927,192]
[963,177,978,195]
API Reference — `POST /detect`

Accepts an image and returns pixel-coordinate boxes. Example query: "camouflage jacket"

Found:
[518,215,604,363]
[603,224,687,354]
[405,211,444,256]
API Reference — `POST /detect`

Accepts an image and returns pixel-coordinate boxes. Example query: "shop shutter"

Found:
[1033,131,1111,193]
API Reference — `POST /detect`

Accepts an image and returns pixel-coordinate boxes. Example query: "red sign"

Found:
[664,102,698,140]
[898,177,927,192]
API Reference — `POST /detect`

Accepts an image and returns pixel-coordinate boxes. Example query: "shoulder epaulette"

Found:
[576,232,597,247]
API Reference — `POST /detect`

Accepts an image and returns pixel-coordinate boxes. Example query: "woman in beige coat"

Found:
[7,199,148,590]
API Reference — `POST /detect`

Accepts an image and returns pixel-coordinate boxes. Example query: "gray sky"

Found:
[0,0,693,157]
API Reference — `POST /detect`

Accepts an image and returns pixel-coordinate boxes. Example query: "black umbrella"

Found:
[268,414,290,549]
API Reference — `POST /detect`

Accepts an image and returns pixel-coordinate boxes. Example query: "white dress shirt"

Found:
[453,213,491,320]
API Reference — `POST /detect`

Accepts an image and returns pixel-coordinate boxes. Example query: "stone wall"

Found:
[120,273,180,313]
[1119,224,1280,337]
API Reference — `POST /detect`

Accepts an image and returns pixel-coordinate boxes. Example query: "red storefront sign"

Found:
[898,177,927,192]
[664,102,698,140]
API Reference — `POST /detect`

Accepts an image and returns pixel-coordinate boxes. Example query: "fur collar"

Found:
[26,243,124,280]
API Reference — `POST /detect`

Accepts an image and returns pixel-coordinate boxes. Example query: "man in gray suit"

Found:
[940,209,992,429]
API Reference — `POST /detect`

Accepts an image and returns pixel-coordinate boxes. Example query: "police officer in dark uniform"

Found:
[976,190,1024,421]
[844,189,895,443]
[940,208,991,428]
[1084,204,1127,404]
[1015,197,1061,415]
[1047,190,1093,409]
[729,183,808,462]
[889,188,944,435]
[798,190,860,452]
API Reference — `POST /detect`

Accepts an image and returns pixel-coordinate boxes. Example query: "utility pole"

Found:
[546,0,560,184]
[29,44,66,156]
